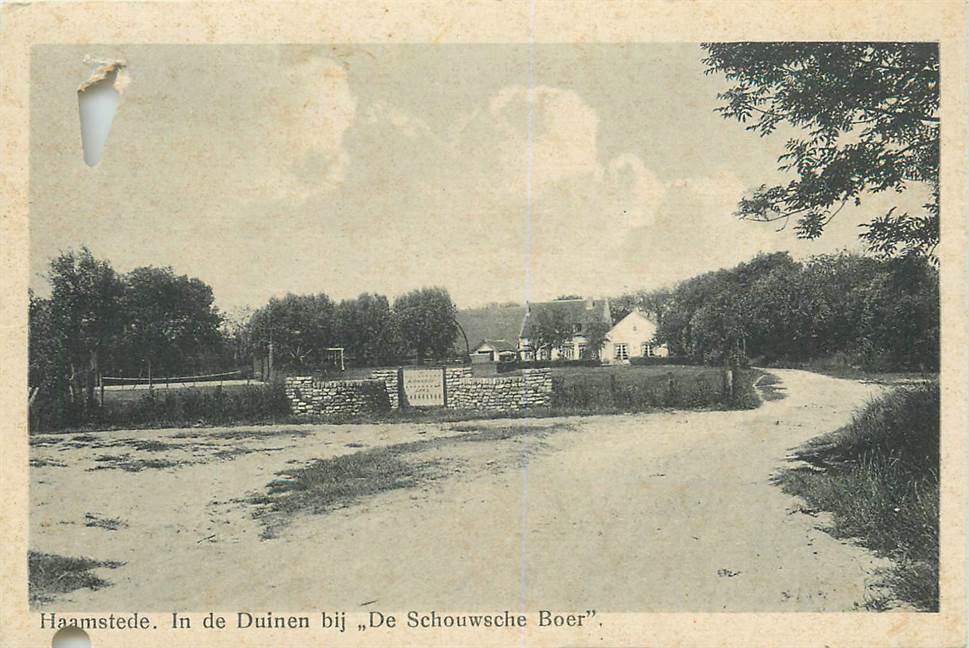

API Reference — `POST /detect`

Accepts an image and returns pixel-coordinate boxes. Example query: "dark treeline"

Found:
[235,286,457,370]
[613,251,939,372]
[29,248,460,428]
[29,249,225,408]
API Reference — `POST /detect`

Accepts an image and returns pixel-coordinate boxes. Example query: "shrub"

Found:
[30,383,292,433]
[628,356,696,366]
[550,368,737,411]
[498,358,600,373]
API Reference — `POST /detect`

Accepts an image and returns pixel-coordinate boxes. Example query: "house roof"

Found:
[474,339,518,353]
[520,298,612,339]
[454,303,528,353]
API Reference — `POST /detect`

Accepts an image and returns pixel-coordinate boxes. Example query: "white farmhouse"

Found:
[601,310,669,364]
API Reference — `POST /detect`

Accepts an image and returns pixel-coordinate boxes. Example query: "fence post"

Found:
[723,368,734,399]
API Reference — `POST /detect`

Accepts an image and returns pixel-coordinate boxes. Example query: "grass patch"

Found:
[773,382,939,611]
[28,551,124,605]
[205,428,311,441]
[251,423,564,538]
[88,454,181,472]
[252,451,427,539]
[83,513,127,531]
[126,439,170,452]
[30,458,66,468]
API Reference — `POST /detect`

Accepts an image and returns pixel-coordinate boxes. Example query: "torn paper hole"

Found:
[78,56,129,167]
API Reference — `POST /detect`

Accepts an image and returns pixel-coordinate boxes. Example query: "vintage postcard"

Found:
[1,1,966,647]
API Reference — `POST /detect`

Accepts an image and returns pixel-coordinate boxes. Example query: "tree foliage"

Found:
[118,266,223,376]
[334,293,400,366]
[46,248,126,404]
[393,287,458,364]
[249,293,336,368]
[529,306,573,356]
[581,319,612,360]
[29,249,229,429]
[647,251,938,371]
[702,42,939,257]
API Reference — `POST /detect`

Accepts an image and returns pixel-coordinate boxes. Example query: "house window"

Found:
[577,344,587,358]
[614,343,628,361]
[641,343,652,357]
[560,345,574,360]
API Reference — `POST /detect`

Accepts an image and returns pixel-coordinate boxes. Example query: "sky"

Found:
[29,44,926,312]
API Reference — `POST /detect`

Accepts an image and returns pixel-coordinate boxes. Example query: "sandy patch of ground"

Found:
[30,369,892,612]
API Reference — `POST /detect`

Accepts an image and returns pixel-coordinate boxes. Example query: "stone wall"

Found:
[285,366,553,417]
[367,368,401,409]
[284,377,391,417]
[447,368,553,412]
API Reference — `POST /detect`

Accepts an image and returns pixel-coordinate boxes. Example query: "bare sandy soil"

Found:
[30,369,891,612]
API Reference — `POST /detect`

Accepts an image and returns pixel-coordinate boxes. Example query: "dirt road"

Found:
[31,369,888,611]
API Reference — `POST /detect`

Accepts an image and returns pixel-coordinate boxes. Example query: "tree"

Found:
[250,293,336,368]
[702,43,939,257]
[46,248,125,406]
[334,293,400,366]
[118,266,223,378]
[858,256,939,371]
[530,306,573,358]
[581,319,612,360]
[28,291,61,395]
[393,287,457,364]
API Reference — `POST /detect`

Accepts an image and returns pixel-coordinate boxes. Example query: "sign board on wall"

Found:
[402,368,446,407]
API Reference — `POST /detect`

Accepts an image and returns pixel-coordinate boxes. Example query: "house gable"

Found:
[602,310,666,362]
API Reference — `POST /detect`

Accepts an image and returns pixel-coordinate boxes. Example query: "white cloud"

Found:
[487,84,603,188]
[323,85,802,302]
[266,54,358,202]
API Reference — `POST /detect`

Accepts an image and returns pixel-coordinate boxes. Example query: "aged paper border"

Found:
[1,2,966,646]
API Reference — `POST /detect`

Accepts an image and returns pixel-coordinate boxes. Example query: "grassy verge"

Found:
[773,383,939,611]
[28,551,124,605]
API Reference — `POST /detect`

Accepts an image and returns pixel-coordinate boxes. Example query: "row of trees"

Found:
[228,287,459,370]
[29,249,224,411]
[29,248,463,413]
[616,251,938,371]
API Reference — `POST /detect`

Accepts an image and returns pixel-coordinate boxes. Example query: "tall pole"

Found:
[454,318,470,358]
[268,333,274,382]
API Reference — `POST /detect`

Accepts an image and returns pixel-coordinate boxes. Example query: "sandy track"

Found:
[30,369,888,612]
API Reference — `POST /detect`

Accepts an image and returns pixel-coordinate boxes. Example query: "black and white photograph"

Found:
[3,3,966,646]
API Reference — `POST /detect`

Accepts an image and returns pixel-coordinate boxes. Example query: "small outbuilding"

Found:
[471,339,519,363]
